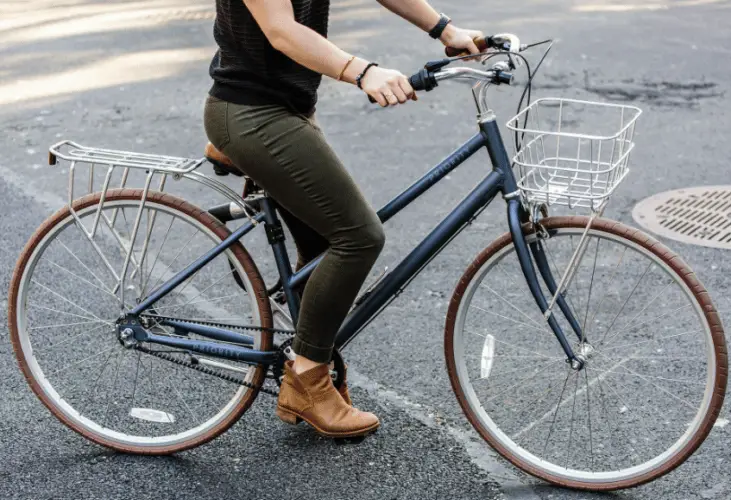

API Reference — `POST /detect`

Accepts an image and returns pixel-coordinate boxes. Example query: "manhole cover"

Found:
[632,186,731,249]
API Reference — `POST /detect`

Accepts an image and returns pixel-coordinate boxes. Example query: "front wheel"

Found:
[445,216,727,490]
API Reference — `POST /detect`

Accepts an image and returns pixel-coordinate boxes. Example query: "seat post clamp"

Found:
[265,222,286,244]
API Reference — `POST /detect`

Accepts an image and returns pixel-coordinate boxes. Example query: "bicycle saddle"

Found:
[204,142,243,177]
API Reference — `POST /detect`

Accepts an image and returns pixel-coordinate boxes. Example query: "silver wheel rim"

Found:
[15,199,264,449]
[451,227,717,484]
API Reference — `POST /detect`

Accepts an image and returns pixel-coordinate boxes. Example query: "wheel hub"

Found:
[571,343,594,370]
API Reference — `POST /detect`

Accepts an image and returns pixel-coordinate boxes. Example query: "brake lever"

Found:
[491,34,522,67]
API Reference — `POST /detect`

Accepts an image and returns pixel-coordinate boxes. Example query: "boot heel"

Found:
[276,406,301,425]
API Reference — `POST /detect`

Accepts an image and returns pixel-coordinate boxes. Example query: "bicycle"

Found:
[8,34,727,491]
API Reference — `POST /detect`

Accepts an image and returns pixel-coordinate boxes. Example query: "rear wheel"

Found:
[445,216,726,490]
[9,189,273,454]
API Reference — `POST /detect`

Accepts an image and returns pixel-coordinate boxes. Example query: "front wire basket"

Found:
[507,98,642,211]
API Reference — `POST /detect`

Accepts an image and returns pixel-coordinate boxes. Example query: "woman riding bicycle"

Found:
[203,0,487,438]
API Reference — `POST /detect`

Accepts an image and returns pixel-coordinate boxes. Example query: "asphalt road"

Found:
[1,1,730,499]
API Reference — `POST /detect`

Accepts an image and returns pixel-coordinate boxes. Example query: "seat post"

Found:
[259,197,301,324]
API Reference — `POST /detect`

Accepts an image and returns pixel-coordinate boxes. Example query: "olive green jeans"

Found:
[204,96,385,363]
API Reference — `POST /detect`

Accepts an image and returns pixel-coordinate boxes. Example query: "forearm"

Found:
[244,0,367,85]
[376,0,441,33]
[270,21,368,84]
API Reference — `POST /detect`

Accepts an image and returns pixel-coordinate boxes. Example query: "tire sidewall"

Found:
[443,216,728,490]
[8,189,274,455]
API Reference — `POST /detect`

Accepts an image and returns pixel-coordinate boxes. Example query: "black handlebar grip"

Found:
[367,69,437,104]
[409,69,437,92]
[495,71,513,85]
[409,72,427,91]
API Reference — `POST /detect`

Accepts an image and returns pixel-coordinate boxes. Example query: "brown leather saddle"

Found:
[204,143,263,197]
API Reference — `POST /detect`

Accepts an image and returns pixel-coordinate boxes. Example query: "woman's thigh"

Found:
[208,100,381,244]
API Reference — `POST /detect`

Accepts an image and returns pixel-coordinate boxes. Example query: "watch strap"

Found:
[429,14,452,39]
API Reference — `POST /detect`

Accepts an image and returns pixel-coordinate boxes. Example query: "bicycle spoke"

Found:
[479,283,546,330]
[511,372,567,439]
[29,319,108,330]
[31,279,107,322]
[582,238,600,341]
[598,261,654,345]
[45,259,118,301]
[151,293,241,313]
[103,351,125,425]
[146,229,198,295]
[484,359,566,404]
[38,323,111,350]
[130,351,142,410]
[168,269,237,312]
[602,304,692,341]
[585,246,628,338]
[599,329,702,351]
[591,370,644,460]
[584,368,594,472]
[543,236,585,330]
[469,307,551,336]
[474,356,561,382]
[82,349,119,410]
[594,352,699,410]
[542,370,573,457]
[47,346,117,377]
[467,329,558,360]
[57,239,112,289]
[171,366,201,425]
[28,303,101,322]
[141,215,176,296]
[601,279,678,347]
[565,369,581,469]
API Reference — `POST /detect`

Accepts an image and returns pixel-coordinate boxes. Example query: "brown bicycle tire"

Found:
[8,189,274,455]
[444,216,727,490]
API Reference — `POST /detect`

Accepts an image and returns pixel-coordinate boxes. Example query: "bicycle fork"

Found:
[506,199,586,369]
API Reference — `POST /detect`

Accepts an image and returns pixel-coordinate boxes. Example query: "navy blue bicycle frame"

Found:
[129,117,583,365]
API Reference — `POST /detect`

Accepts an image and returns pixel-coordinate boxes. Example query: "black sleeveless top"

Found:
[209,0,331,115]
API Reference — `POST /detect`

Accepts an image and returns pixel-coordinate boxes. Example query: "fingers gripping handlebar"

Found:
[367,33,521,103]
[444,33,524,58]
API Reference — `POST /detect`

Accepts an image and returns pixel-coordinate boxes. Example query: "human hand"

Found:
[440,24,485,56]
[361,67,417,107]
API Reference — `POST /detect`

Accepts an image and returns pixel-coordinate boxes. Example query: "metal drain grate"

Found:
[632,186,731,249]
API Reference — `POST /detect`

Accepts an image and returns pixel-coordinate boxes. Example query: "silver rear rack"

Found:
[47,140,260,306]
[49,140,205,175]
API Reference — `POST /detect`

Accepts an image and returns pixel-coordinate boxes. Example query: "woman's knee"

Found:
[361,221,386,254]
[332,220,385,257]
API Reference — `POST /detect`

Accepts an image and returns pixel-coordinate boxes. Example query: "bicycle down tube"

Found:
[128,117,583,366]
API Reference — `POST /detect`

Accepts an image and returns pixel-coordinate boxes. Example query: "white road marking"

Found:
[348,369,541,500]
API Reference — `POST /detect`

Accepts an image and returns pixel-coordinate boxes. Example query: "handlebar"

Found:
[367,33,524,104]
[409,66,513,92]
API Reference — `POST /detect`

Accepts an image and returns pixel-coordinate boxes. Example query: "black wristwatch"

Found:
[428,13,451,39]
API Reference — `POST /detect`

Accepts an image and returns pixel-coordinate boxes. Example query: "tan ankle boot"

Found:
[276,361,379,438]
[337,364,352,406]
